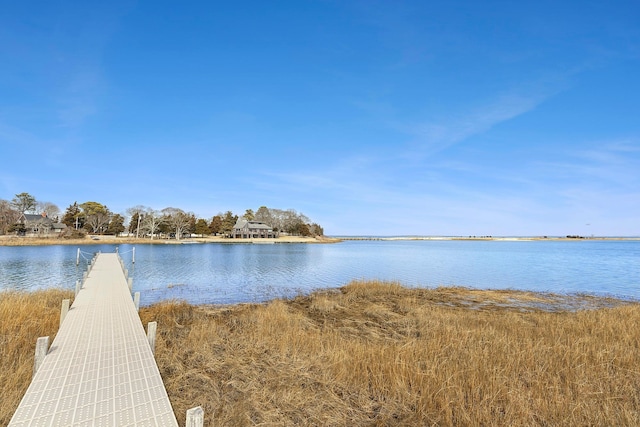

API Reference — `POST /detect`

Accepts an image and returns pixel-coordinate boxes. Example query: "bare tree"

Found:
[253,206,321,236]
[254,206,274,226]
[140,209,163,240]
[36,201,60,220]
[126,205,148,238]
[0,199,19,235]
[269,208,286,232]
[161,207,192,240]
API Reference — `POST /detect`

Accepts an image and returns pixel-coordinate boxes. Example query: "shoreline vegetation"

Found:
[0,234,341,246]
[2,282,639,426]
[0,234,638,247]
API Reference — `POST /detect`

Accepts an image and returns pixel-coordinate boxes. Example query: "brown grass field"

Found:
[2,282,640,426]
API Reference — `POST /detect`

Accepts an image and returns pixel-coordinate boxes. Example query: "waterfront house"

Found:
[232,219,276,239]
[18,213,67,236]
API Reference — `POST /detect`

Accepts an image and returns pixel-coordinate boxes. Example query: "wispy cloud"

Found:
[396,90,552,159]
[535,139,640,190]
[253,129,640,235]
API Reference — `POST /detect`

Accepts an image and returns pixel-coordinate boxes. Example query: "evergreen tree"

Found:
[107,214,125,235]
[209,215,223,235]
[243,209,255,220]
[61,202,84,229]
[129,212,140,234]
[80,202,111,234]
[194,218,210,236]
[11,192,37,214]
[221,211,238,235]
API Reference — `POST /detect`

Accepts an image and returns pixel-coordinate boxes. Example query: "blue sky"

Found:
[1,0,639,236]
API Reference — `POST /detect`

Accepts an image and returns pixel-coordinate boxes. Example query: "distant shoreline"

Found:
[0,234,638,247]
[0,235,341,246]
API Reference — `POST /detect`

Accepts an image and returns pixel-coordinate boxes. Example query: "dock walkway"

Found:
[9,253,179,426]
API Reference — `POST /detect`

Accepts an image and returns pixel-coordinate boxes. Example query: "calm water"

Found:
[0,240,638,306]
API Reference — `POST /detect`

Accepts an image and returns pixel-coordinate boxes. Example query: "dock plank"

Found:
[9,253,178,426]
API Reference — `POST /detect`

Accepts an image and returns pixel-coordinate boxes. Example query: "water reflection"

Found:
[122,243,318,305]
[1,240,638,305]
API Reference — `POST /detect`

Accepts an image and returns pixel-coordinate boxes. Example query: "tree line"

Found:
[0,192,324,239]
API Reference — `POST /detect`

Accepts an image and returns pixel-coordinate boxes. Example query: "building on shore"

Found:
[17,213,67,236]
[232,219,277,239]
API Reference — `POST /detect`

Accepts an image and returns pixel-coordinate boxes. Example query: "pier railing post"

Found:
[132,247,136,264]
[134,292,140,311]
[60,299,70,328]
[76,248,80,266]
[128,278,133,291]
[186,406,204,427]
[33,336,50,378]
[75,280,81,296]
[147,321,157,355]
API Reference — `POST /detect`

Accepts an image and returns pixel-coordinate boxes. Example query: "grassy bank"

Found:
[0,235,338,246]
[0,289,75,423]
[2,283,639,426]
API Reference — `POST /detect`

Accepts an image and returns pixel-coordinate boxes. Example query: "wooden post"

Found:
[132,247,136,264]
[82,272,87,283]
[75,280,81,296]
[186,406,204,427]
[128,278,133,291]
[33,336,50,377]
[60,299,70,328]
[76,248,80,266]
[124,269,128,279]
[147,321,157,355]
[134,292,140,312]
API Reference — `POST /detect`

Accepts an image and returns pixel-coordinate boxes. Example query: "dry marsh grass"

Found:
[2,282,639,426]
[0,289,74,423]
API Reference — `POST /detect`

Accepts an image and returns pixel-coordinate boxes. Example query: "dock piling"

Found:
[147,321,157,355]
[134,292,140,312]
[186,406,204,427]
[60,299,70,328]
[33,336,50,378]
[75,280,81,297]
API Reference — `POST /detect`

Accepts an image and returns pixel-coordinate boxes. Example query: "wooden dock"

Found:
[9,253,183,426]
